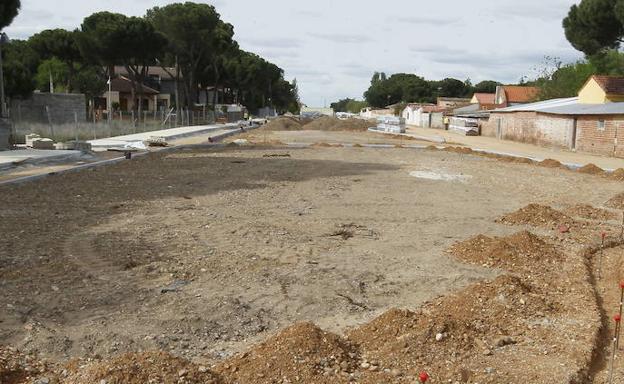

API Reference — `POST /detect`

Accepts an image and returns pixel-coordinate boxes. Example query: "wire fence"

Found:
[11,109,218,143]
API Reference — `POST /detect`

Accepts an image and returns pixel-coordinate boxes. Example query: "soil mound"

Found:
[63,351,220,384]
[0,347,50,384]
[449,231,562,270]
[606,192,624,209]
[610,168,624,181]
[539,159,564,168]
[577,163,604,175]
[565,204,618,221]
[304,116,372,132]
[217,322,359,383]
[262,117,302,131]
[497,204,574,228]
[348,275,556,382]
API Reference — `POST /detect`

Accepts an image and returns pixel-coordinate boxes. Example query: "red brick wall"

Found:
[575,116,624,157]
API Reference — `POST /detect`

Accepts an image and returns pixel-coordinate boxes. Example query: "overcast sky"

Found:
[6,0,582,106]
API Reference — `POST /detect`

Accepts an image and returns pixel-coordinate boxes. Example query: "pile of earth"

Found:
[0,347,51,384]
[577,163,605,175]
[348,274,568,384]
[605,192,624,210]
[262,117,302,131]
[261,116,373,132]
[496,204,574,229]
[565,204,618,221]
[63,351,221,384]
[610,168,624,181]
[448,231,562,272]
[213,322,387,384]
[538,159,565,168]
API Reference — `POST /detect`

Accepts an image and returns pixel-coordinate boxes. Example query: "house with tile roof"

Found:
[578,75,624,104]
[470,93,496,109]
[494,85,539,107]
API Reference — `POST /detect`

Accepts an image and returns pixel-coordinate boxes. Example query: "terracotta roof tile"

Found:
[503,86,539,103]
[592,75,624,95]
[111,76,159,95]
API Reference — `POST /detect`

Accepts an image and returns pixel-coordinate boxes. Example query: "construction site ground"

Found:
[3,118,624,383]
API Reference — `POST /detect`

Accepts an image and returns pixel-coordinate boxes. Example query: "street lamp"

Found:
[0,32,9,118]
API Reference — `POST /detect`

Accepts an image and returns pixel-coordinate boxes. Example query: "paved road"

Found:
[404,125,624,170]
[0,148,83,170]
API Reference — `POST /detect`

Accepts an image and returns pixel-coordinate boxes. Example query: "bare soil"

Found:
[2,130,624,383]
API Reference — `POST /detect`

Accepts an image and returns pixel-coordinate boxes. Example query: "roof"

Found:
[437,97,471,102]
[493,97,624,115]
[111,76,159,95]
[473,93,495,105]
[404,103,435,109]
[422,105,446,113]
[113,65,178,80]
[590,75,624,95]
[503,86,539,103]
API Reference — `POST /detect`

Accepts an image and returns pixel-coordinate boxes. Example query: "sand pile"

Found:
[216,322,364,384]
[539,159,564,168]
[577,163,604,175]
[0,347,50,384]
[497,204,574,228]
[443,146,473,154]
[63,352,220,384]
[448,231,562,271]
[605,192,624,210]
[262,117,302,131]
[565,204,618,221]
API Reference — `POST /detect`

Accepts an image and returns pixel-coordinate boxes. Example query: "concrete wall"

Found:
[0,119,10,150]
[11,93,86,125]
[483,112,575,149]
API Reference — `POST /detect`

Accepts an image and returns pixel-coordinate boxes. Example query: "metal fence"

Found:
[11,108,217,143]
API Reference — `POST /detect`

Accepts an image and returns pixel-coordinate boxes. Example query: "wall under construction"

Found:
[10,93,86,125]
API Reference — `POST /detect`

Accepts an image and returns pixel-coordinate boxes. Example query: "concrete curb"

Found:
[0,125,257,186]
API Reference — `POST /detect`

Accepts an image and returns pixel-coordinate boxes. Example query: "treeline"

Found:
[333,73,501,110]
[1,2,300,117]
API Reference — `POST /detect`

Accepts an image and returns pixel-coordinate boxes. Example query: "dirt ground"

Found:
[2,128,624,383]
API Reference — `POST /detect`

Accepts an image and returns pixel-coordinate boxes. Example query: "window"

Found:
[598,120,606,131]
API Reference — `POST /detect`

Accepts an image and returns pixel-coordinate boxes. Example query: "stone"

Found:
[495,336,516,347]
[360,362,370,369]
[35,378,50,384]
[32,138,55,150]
[483,349,492,356]
[435,333,445,342]
[178,369,188,377]
[390,368,403,377]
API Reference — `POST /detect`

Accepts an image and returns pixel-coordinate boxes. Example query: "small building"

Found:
[98,76,161,113]
[579,75,624,104]
[401,103,445,128]
[494,85,539,107]
[301,106,334,117]
[470,93,497,110]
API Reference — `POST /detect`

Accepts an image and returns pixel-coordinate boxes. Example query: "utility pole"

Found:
[0,33,8,118]
[107,76,112,124]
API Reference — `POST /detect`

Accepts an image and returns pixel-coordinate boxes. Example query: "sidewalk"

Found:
[0,149,84,171]
[88,123,240,151]
[404,126,624,170]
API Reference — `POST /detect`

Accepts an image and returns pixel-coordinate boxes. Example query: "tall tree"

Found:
[78,12,166,122]
[564,0,624,56]
[474,80,501,93]
[0,0,20,30]
[29,29,81,91]
[147,2,223,110]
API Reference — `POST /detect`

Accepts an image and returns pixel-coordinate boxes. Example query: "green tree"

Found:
[147,2,223,109]
[2,39,37,99]
[29,29,81,91]
[0,0,20,30]
[35,58,69,92]
[474,80,501,93]
[563,0,624,56]
[364,73,432,107]
[79,12,166,121]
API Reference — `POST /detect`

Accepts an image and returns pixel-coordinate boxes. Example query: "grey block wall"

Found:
[11,93,86,125]
[0,118,9,150]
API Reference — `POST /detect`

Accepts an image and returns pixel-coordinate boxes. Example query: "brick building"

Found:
[483,97,624,157]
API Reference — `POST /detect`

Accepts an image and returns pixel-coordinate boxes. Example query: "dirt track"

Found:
[2,129,624,383]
